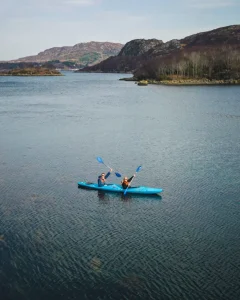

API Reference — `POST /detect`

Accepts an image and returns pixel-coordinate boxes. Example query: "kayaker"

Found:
[98,169,112,187]
[121,175,135,189]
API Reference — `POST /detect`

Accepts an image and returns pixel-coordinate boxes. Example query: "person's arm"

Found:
[105,169,112,179]
[127,176,134,182]
[105,172,110,179]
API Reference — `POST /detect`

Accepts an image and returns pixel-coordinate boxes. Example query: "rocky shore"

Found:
[150,79,240,85]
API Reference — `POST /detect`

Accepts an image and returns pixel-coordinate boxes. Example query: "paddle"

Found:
[124,165,142,195]
[96,157,122,177]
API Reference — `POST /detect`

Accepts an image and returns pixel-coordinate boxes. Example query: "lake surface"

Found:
[0,72,240,300]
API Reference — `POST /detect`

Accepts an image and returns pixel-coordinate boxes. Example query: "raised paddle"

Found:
[124,165,142,195]
[96,157,122,177]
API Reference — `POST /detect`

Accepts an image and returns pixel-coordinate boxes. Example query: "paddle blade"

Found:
[115,172,121,178]
[136,166,142,173]
[96,157,104,164]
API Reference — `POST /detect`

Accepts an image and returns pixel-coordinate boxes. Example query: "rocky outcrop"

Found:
[118,39,163,56]
[146,39,182,57]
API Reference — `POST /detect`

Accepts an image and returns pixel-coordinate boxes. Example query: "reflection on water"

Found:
[97,190,162,202]
[90,257,102,272]
[97,190,110,201]
[97,190,132,201]
[0,235,8,251]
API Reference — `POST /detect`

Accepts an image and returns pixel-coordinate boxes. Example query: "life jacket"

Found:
[98,176,106,187]
[121,176,133,189]
[122,180,129,189]
[98,171,111,187]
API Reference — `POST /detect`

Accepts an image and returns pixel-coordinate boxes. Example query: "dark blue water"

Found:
[0,72,240,300]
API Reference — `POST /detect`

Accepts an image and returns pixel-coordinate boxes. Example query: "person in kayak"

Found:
[98,169,112,187]
[121,175,135,189]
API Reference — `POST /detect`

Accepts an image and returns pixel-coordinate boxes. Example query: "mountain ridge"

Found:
[78,25,240,74]
[10,41,124,66]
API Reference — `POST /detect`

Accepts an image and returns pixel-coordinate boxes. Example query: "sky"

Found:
[1,0,239,60]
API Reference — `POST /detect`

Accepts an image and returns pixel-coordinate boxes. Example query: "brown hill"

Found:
[181,25,240,47]
[12,42,124,66]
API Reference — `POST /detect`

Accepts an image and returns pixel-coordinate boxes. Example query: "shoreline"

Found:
[150,79,240,86]
[120,77,240,86]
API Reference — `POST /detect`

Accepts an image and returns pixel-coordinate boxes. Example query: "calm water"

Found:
[0,72,240,300]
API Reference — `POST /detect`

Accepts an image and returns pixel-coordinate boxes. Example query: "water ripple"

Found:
[0,74,240,300]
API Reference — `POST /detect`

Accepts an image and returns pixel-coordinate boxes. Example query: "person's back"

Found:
[98,170,112,187]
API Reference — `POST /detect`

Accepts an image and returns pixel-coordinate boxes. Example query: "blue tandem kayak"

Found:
[78,182,163,195]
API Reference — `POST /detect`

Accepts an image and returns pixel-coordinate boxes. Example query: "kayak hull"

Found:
[78,182,163,195]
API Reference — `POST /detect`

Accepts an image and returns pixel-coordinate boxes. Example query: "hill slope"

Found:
[12,42,124,66]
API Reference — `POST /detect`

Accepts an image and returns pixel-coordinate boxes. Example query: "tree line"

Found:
[134,46,240,81]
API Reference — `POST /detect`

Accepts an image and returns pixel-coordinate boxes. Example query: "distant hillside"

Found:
[11,42,124,66]
[79,25,240,79]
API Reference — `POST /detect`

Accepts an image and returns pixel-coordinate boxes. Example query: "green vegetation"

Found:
[48,60,61,63]
[79,52,101,65]
[61,61,76,67]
